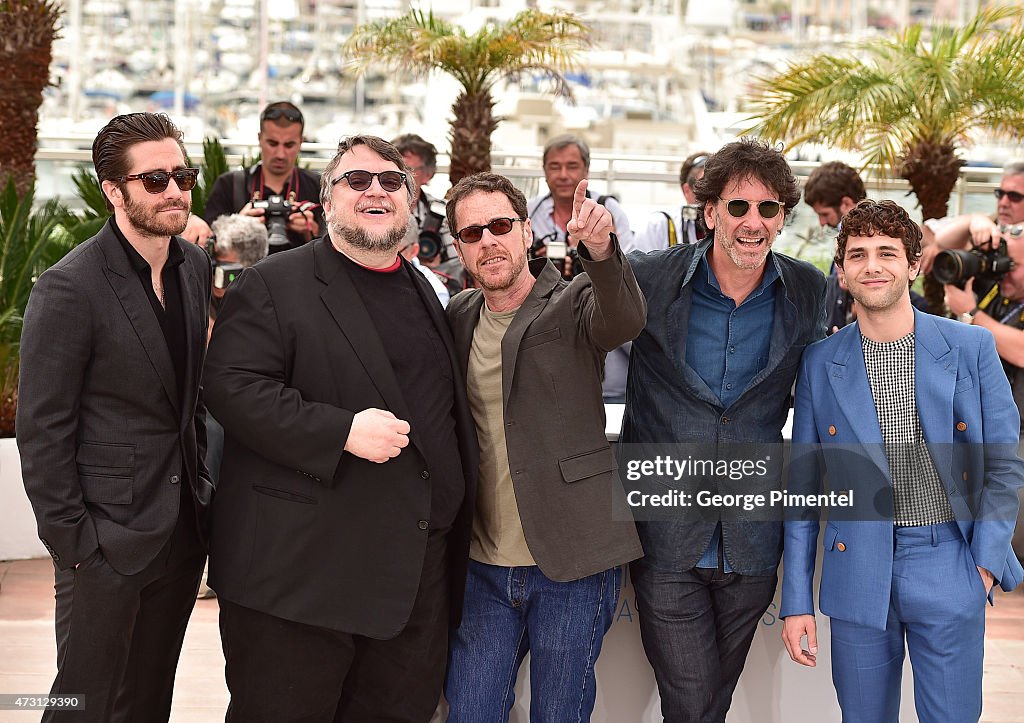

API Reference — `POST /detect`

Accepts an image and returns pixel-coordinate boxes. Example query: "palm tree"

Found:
[747,5,1024,312]
[0,0,61,196]
[345,9,590,185]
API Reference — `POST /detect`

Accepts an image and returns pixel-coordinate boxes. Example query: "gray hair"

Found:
[1004,160,1024,178]
[211,214,269,267]
[542,133,591,169]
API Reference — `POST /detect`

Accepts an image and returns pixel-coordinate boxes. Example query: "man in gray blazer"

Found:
[443,172,644,720]
[17,113,213,722]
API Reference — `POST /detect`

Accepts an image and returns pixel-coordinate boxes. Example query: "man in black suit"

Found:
[17,112,213,722]
[203,135,477,722]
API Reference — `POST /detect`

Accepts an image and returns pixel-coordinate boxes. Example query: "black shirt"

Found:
[110,218,188,407]
[202,164,325,253]
[335,249,465,530]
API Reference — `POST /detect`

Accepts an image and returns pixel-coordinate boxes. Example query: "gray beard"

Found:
[333,220,406,254]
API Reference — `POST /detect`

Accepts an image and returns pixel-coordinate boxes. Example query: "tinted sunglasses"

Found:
[994,188,1024,203]
[723,198,782,219]
[261,106,303,124]
[330,170,406,192]
[118,168,200,194]
[454,217,526,244]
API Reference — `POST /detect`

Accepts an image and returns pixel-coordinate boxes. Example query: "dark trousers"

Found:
[219,531,449,723]
[630,561,777,723]
[47,493,206,723]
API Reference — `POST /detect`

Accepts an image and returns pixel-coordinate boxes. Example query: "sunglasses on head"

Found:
[261,106,303,124]
[995,188,1024,203]
[454,217,526,244]
[118,168,200,194]
[722,198,783,219]
[330,170,406,192]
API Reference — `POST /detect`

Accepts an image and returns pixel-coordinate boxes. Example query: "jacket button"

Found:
[956,421,967,432]
[417,520,429,531]
[170,475,180,485]
[836,542,846,552]
[721,416,730,425]
[828,425,837,436]
[963,471,969,481]
[420,470,430,480]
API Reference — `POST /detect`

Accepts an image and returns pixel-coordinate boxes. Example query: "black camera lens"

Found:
[932,249,979,286]
[418,232,441,263]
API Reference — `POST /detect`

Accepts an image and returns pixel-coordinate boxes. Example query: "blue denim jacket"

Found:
[621,240,826,575]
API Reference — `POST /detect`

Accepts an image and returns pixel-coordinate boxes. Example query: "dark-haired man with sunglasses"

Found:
[17,112,213,722]
[442,172,644,721]
[621,138,826,722]
[185,101,324,253]
[203,135,477,722]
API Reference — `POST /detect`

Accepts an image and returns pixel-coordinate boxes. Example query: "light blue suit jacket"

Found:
[781,308,1024,630]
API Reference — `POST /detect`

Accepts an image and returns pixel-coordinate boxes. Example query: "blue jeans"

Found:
[445,560,622,723]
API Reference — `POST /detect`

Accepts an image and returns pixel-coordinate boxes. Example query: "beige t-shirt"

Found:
[467,302,536,567]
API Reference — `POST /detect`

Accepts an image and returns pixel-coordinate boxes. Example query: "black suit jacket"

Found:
[203,238,477,638]
[17,220,212,575]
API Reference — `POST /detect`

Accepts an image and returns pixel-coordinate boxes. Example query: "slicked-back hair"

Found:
[211,214,269,268]
[835,199,923,267]
[693,138,801,212]
[680,151,711,187]
[446,173,528,239]
[260,101,305,132]
[320,135,416,207]
[392,133,438,173]
[803,161,866,209]
[542,133,591,169]
[92,112,188,211]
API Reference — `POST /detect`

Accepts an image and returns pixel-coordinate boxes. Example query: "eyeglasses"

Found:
[994,188,1024,203]
[117,168,200,194]
[330,170,407,192]
[454,217,526,244]
[722,198,782,219]
[261,105,303,124]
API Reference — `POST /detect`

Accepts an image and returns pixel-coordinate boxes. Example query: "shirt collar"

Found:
[110,216,186,273]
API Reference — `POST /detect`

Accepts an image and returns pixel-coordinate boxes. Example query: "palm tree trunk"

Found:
[448,90,498,187]
[901,140,964,315]
[0,0,61,197]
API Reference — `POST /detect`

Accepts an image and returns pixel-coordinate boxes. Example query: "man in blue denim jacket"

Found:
[621,138,826,722]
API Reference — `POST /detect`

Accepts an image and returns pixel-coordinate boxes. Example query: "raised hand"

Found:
[566,179,615,260]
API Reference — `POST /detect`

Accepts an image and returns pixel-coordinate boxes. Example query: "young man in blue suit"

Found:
[781,199,1024,722]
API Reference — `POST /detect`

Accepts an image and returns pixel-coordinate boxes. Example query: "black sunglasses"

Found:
[723,198,783,219]
[330,170,406,193]
[118,168,200,194]
[261,106,303,124]
[455,217,526,244]
[995,188,1024,203]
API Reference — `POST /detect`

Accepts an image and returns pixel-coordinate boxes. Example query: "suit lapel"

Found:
[98,225,180,412]
[315,240,413,427]
[914,310,957,480]
[827,324,890,475]
[175,240,206,428]
[669,250,724,407]
[500,260,560,407]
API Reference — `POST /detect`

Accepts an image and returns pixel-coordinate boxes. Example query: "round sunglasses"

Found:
[117,169,200,194]
[330,170,407,193]
[722,198,783,219]
[454,217,526,244]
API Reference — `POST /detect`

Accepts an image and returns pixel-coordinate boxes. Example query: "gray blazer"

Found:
[17,220,212,575]
[447,245,645,581]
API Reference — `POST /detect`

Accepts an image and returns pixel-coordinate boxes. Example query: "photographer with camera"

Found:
[527,134,635,280]
[392,133,454,264]
[185,101,323,253]
[633,150,711,251]
[934,165,1024,563]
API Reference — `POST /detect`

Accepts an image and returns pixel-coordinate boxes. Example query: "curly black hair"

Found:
[692,138,801,212]
[835,199,922,267]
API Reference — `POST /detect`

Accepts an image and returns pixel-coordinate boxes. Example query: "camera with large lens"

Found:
[682,204,710,241]
[418,208,447,263]
[213,263,244,290]
[530,232,567,261]
[252,194,292,247]
[932,238,1014,289]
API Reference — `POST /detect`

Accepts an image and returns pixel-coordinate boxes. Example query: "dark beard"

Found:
[333,220,406,254]
[122,191,191,237]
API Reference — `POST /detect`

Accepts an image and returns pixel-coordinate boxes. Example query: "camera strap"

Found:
[252,165,299,203]
[660,211,678,247]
